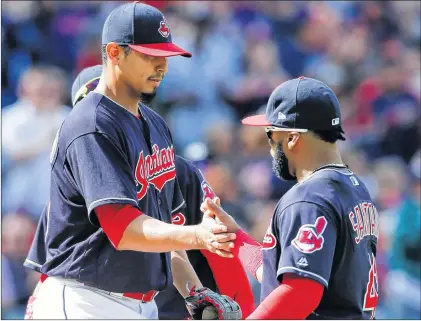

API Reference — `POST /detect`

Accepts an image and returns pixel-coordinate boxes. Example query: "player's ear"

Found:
[287,132,300,150]
[106,42,122,65]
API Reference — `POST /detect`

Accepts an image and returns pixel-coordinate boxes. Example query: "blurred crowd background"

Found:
[1,1,420,319]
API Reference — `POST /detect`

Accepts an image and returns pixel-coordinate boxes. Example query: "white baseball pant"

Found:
[31,277,158,319]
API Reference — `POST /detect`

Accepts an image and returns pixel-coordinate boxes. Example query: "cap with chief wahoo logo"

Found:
[102,1,191,58]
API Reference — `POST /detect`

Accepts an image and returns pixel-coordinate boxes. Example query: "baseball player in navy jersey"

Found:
[24,65,254,320]
[202,77,380,319]
[23,2,241,319]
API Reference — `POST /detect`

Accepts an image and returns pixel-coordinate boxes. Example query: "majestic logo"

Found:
[201,182,216,201]
[135,144,176,201]
[296,257,308,267]
[262,222,277,250]
[158,19,170,38]
[291,216,327,253]
[171,212,186,225]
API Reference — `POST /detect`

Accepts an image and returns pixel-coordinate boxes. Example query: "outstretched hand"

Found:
[196,211,236,258]
[201,197,241,233]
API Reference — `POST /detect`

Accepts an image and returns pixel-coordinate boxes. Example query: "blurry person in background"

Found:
[370,156,411,315]
[383,151,421,319]
[277,3,340,79]
[403,48,421,101]
[237,126,273,202]
[340,146,378,195]
[159,2,243,150]
[205,119,237,165]
[370,59,420,163]
[203,161,250,232]
[2,65,71,219]
[1,212,38,319]
[360,1,401,47]
[227,35,287,119]
[373,156,408,215]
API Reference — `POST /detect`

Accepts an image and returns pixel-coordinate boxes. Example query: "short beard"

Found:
[140,91,157,106]
[272,142,296,181]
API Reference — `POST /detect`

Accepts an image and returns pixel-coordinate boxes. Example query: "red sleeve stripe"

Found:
[200,250,255,318]
[95,204,143,248]
[247,273,323,319]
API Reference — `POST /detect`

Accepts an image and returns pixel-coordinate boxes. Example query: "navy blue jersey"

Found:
[156,156,218,319]
[261,167,379,319]
[24,92,185,293]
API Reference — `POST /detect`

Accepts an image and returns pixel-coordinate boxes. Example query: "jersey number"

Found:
[363,253,379,319]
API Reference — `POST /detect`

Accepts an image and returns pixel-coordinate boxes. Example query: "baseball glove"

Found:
[185,287,242,320]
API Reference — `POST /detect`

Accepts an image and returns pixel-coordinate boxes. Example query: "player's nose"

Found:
[155,57,168,74]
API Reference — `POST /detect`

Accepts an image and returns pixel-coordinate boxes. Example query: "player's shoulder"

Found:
[278,167,369,213]
[61,92,137,146]
[59,92,100,144]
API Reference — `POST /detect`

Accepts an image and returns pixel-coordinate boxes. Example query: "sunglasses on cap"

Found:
[73,77,100,106]
[265,126,307,141]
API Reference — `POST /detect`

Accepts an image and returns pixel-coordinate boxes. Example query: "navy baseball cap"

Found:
[102,2,191,58]
[242,77,345,139]
[71,65,102,107]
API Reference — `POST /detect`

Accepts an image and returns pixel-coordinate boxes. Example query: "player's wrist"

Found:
[192,225,206,249]
[234,229,247,246]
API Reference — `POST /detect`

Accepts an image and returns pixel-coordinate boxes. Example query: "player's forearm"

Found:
[96,204,204,252]
[234,229,263,282]
[118,214,203,252]
[201,249,256,317]
[171,250,203,298]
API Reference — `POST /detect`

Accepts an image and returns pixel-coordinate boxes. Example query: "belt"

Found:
[109,290,159,303]
[48,276,158,303]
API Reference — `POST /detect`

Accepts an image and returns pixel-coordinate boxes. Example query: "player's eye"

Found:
[266,130,273,140]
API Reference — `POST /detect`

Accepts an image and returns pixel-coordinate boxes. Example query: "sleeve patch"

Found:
[291,216,327,254]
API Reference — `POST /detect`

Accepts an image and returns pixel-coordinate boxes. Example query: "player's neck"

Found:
[95,78,140,117]
[295,147,343,183]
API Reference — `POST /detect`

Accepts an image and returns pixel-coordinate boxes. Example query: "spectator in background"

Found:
[159,2,244,150]
[2,65,71,218]
[277,3,339,78]
[227,35,287,119]
[384,151,421,319]
[1,212,38,319]
[340,145,378,195]
[202,160,250,230]
[360,1,401,46]
[371,156,411,311]
[371,59,420,163]
[403,48,421,100]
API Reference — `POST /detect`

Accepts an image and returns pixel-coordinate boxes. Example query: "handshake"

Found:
[195,197,241,259]
[184,198,244,320]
